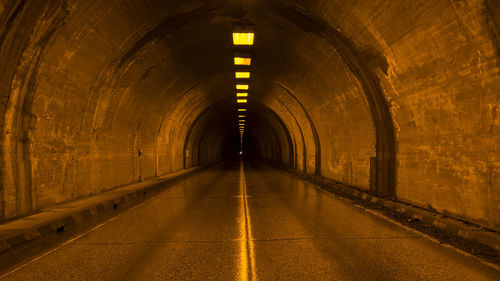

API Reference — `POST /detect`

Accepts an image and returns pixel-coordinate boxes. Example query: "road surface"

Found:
[1,161,498,280]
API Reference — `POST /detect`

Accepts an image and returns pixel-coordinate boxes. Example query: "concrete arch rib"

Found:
[248,101,295,167]
[273,83,321,176]
[261,1,397,197]
[181,98,296,169]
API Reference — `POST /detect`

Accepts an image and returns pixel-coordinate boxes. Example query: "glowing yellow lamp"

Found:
[233,33,254,45]
[234,57,251,66]
[238,108,246,112]
[238,115,246,118]
[237,92,248,97]
[237,99,247,103]
[235,72,250,79]
[236,84,249,90]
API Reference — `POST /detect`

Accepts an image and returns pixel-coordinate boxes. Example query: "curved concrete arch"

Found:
[272,82,321,176]
[0,0,497,231]
[249,101,295,167]
[154,70,320,177]
[182,98,295,169]
[256,1,395,196]
[182,101,223,168]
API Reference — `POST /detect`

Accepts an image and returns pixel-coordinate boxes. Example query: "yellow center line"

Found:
[238,160,257,281]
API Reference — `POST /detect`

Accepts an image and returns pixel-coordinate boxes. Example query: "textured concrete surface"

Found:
[0,0,498,239]
[0,161,498,280]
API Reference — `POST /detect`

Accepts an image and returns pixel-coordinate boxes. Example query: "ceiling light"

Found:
[233,33,254,45]
[234,57,251,66]
[237,92,248,97]
[238,115,246,118]
[238,108,246,112]
[235,72,250,79]
[236,84,249,90]
[237,99,247,103]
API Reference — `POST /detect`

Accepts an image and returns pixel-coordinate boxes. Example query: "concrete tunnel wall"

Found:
[0,0,498,231]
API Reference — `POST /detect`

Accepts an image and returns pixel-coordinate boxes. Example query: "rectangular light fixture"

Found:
[233,33,254,45]
[238,115,246,118]
[237,99,247,103]
[236,84,249,90]
[238,108,246,112]
[239,120,245,122]
[235,72,250,79]
[234,57,251,66]
[236,92,248,97]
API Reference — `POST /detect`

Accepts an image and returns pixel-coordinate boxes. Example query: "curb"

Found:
[0,165,209,254]
[271,163,500,254]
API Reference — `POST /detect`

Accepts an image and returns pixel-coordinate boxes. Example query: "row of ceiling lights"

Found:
[232,25,254,149]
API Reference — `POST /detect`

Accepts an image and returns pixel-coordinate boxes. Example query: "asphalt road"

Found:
[1,161,498,280]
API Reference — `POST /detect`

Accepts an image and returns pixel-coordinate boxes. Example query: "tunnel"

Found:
[0,0,499,279]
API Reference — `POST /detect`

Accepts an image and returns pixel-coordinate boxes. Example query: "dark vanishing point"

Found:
[0,0,499,280]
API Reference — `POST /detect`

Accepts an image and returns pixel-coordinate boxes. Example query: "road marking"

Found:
[239,160,257,281]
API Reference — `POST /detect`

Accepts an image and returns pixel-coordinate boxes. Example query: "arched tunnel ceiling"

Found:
[0,0,499,231]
